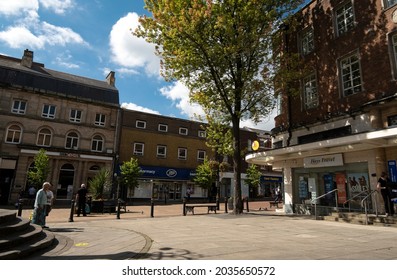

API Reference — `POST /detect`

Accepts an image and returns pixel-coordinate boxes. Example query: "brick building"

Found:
[0,50,120,205]
[247,0,397,214]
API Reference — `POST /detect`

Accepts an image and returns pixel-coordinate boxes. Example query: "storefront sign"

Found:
[304,154,343,168]
[336,173,347,204]
[140,165,196,180]
[388,160,397,183]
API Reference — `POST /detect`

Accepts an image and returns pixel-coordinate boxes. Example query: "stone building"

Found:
[0,49,120,204]
[246,0,397,214]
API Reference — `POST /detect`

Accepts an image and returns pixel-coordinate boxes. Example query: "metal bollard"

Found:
[225,197,228,214]
[216,197,220,211]
[17,199,24,217]
[183,199,186,216]
[117,200,121,219]
[68,199,75,222]
[245,197,249,212]
[150,199,154,218]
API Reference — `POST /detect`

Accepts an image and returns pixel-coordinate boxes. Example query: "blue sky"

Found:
[0,0,284,131]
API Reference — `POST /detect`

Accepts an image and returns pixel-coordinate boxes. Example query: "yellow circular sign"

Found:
[252,140,260,151]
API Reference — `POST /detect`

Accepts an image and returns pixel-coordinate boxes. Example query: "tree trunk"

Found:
[232,115,243,214]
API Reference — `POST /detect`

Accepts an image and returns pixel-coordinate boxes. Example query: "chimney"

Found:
[21,49,33,68]
[106,71,116,86]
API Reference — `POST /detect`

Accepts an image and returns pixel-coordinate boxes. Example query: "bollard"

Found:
[17,199,24,217]
[68,199,75,222]
[117,200,121,219]
[183,199,187,216]
[150,199,154,218]
[245,197,249,212]
[216,197,220,211]
[225,197,228,214]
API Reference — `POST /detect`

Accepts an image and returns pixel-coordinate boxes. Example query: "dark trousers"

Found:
[77,200,87,216]
[381,190,395,215]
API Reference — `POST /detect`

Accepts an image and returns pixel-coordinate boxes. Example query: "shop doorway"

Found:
[57,164,75,199]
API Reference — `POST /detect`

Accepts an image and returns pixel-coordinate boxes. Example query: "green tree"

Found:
[245,164,262,190]
[89,168,112,199]
[27,148,50,188]
[193,157,216,195]
[120,157,143,197]
[135,0,304,213]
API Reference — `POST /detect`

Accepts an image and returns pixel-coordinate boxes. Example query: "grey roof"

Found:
[0,54,119,106]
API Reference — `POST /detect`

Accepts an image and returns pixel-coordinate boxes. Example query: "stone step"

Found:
[321,212,397,227]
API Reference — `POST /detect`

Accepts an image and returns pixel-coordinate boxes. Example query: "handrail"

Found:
[311,189,338,220]
[361,190,378,225]
[343,189,370,211]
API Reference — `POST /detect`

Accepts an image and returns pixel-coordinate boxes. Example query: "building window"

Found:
[91,135,104,152]
[179,127,188,135]
[134,142,144,156]
[65,132,79,149]
[388,115,397,127]
[383,0,397,9]
[300,27,314,55]
[303,73,318,109]
[340,52,362,96]
[197,150,206,161]
[136,120,146,129]
[157,145,167,158]
[37,128,52,147]
[12,100,27,114]
[335,1,354,36]
[42,104,56,119]
[178,148,187,160]
[198,130,206,138]
[5,124,22,144]
[158,124,168,132]
[69,109,82,123]
[95,113,106,126]
[391,33,397,79]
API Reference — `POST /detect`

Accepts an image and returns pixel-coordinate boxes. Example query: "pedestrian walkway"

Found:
[15,201,397,260]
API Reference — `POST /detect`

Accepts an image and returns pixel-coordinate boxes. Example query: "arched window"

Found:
[91,135,104,152]
[65,132,79,149]
[37,128,52,146]
[5,124,22,144]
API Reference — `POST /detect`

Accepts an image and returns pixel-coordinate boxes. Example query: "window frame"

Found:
[91,135,104,152]
[42,104,56,119]
[94,113,106,126]
[339,51,363,97]
[198,130,206,138]
[133,142,144,156]
[178,147,187,160]
[303,73,319,109]
[300,27,314,55]
[197,150,206,161]
[383,0,397,9]
[65,132,79,149]
[158,123,168,132]
[11,100,27,114]
[179,127,188,135]
[69,109,82,123]
[335,1,355,37]
[157,145,167,158]
[37,128,52,147]
[136,120,146,129]
[5,124,22,144]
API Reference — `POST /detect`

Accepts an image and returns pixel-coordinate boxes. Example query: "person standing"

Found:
[377,172,395,217]
[32,182,51,228]
[76,183,88,217]
[45,184,54,216]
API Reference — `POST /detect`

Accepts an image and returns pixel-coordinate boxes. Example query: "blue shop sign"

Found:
[260,175,282,183]
[140,165,196,180]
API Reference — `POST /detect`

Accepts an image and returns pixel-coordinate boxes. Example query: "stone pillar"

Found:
[283,166,294,214]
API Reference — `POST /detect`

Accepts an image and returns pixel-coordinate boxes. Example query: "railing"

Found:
[343,190,370,212]
[361,190,378,225]
[312,189,338,220]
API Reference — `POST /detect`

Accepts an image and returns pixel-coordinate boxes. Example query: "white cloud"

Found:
[39,0,74,14]
[121,102,161,115]
[109,12,160,77]
[0,0,38,16]
[41,22,87,46]
[159,81,205,120]
[0,26,45,49]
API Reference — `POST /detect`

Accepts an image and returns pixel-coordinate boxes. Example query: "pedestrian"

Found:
[28,185,36,199]
[45,183,54,216]
[376,172,395,217]
[32,182,51,228]
[76,183,88,217]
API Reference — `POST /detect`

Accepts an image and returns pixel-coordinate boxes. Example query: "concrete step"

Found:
[321,212,397,227]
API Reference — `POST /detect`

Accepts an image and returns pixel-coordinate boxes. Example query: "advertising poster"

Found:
[298,177,308,200]
[323,174,334,200]
[388,160,397,183]
[335,173,347,204]
[347,173,370,195]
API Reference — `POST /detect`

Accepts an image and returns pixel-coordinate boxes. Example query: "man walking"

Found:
[76,183,88,217]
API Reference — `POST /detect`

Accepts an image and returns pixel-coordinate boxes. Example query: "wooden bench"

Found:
[185,204,217,215]
[269,201,281,208]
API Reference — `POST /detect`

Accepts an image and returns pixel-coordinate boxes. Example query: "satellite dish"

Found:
[252,140,260,151]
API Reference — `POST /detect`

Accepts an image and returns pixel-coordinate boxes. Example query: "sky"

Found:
[0,0,281,131]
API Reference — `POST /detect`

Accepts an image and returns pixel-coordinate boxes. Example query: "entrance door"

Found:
[0,169,13,205]
[57,164,75,199]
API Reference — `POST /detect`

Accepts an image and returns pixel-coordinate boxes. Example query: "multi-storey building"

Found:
[247,0,397,213]
[0,49,120,205]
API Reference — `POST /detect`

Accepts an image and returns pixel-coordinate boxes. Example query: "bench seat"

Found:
[185,204,217,215]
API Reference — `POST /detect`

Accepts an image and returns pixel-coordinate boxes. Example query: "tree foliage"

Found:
[27,148,50,188]
[193,157,216,190]
[135,0,304,213]
[120,157,143,194]
[245,164,262,188]
[89,168,112,200]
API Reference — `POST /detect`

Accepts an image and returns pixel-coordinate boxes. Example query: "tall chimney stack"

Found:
[106,71,116,86]
[21,49,33,68]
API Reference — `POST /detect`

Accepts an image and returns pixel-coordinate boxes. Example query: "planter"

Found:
[90,200,104,213]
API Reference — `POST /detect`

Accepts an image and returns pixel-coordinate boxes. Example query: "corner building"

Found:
[246,0,397,214]
[0,50,120,204]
